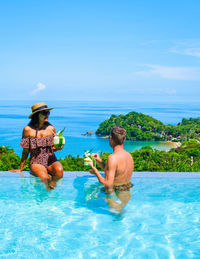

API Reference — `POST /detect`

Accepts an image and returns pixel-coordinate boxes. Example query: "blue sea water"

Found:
[0,100,200,158]
[0,174,199,258]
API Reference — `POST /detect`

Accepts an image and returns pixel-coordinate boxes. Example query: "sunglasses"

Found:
[40,110,50,116]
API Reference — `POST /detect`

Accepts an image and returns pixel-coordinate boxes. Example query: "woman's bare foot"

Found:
[48,180,57,190]
[46,185,54,191]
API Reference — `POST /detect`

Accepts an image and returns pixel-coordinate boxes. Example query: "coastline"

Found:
[166,141,181,148]
[98,136,182,149]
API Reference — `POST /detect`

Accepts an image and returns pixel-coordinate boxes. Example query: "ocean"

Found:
[0,100,199,158]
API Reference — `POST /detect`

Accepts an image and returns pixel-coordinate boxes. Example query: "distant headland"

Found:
[96,111,200,143]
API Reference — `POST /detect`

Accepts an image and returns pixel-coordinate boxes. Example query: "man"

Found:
[89,126,134,212]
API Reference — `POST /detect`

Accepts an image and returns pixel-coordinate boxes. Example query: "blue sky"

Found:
[0,0,200,102]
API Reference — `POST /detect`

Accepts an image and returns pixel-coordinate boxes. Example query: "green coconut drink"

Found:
[84,149,95,170]
[53,128,66,148]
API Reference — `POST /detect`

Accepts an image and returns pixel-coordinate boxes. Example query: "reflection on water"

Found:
[17,174,132,219]
[73,176,109,213]
[6,174,130,220]
[73,176,130,218]
[19,175,65,204]
[19,176,50,203]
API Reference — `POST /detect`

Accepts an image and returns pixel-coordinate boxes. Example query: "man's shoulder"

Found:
[107,153,118,163]
[108,153,116,159]
[106,154,118,170]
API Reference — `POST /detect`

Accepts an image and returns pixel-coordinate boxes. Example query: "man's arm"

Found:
[89,155,117,190]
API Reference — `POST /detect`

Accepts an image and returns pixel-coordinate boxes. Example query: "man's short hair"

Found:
[111,126,126,145]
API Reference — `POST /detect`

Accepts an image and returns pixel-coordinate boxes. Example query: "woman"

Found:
[10,102,64,190]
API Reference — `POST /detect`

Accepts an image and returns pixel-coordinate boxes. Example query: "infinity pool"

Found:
[0,172,200,258]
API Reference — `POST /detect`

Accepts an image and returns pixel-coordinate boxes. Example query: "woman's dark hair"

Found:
[29,113,40,128]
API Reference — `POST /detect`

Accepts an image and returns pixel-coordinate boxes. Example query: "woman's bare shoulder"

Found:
[46,123,55,133]
[22,125,32,137]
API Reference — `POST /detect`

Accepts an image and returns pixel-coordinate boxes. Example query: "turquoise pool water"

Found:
[0,173,200,258]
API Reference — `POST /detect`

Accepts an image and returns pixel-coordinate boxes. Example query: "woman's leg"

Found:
[47,161,63,188]
[30,164,51,190]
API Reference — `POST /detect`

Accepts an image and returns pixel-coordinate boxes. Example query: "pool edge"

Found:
[1,171,200,178]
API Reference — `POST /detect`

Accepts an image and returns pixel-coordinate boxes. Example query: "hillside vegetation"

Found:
[1,143,200,172]
[96,111,200,141]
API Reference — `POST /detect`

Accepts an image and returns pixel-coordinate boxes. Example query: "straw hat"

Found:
[29,102,53,119]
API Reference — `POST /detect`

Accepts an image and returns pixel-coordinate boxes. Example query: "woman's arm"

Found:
[10,126,30,173]
[10,148,30,172]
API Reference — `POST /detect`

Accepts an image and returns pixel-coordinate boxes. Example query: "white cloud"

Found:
[169,40,200,57]
[170,47,200,57]
[136,65,200,80]
[31,82,46,95]
[182,48,200,57]
[140,39,200,57]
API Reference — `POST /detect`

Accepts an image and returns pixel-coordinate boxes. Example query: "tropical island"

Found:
[96,111,200,142]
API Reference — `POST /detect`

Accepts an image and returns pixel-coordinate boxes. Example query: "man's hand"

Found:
[91,153,106,170]
[91,153,101,163]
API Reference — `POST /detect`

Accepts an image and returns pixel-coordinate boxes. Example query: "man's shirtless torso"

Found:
[106,149,134,186]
